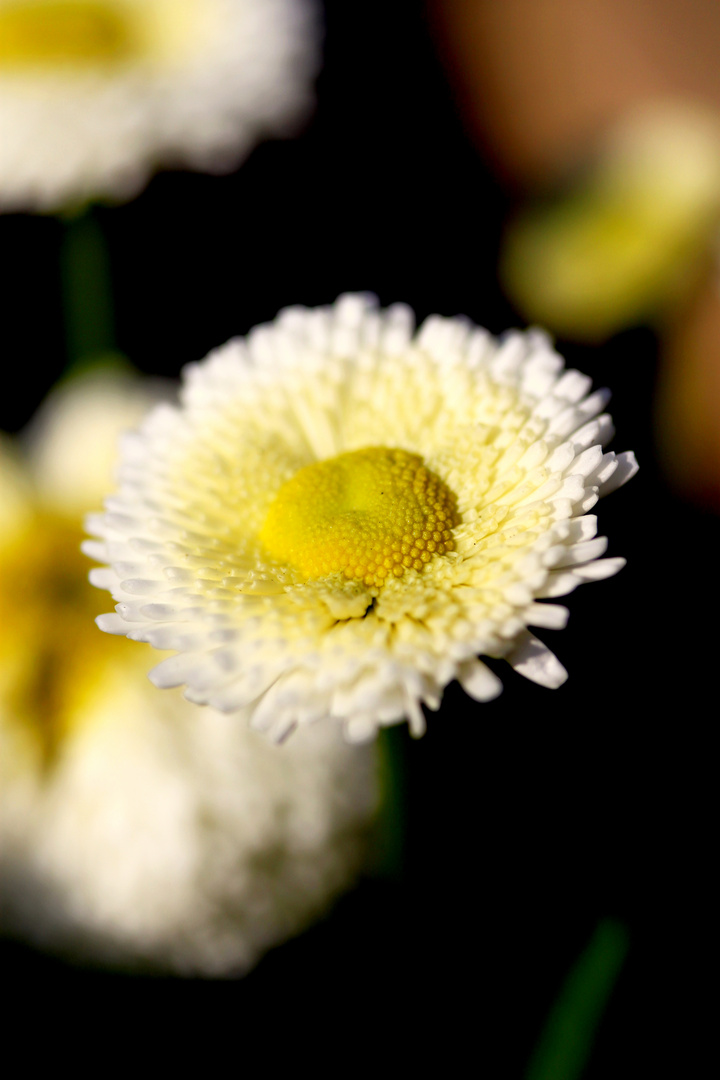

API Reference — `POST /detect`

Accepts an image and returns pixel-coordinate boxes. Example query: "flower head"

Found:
[1,368,377,976]
[0,0,318,212]
[88,296,638,743]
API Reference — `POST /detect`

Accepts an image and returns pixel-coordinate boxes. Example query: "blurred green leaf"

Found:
[524,919,629,1080]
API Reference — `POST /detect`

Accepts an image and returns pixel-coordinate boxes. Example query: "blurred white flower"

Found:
[0,368,378,976]
[88,294,638,743]
[0,0,319,212]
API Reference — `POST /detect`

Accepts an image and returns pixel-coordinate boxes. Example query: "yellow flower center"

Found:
[0,1,137,68]
[259,447,459,590]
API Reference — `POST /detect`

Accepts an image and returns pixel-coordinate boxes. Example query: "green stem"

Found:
[524,919,630,1080]
[60,207,116,372]
[370,725,408,880]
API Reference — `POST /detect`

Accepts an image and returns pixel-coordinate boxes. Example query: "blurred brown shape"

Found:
[657,265,720,510]
[429,0,720,186]
[431,0,720,510]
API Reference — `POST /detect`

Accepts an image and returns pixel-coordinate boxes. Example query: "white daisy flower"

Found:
[87,295,638,744]
[0,368,378,976]
[0,0,318,212]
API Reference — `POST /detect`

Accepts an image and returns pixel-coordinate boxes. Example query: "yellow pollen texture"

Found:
[259,447,459,590]
[0,1,135,67]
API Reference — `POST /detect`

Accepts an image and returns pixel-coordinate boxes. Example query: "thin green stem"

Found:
[60,207,116,371]
[370,725,408,880]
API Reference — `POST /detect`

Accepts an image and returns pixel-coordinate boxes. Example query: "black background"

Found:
[0,2,712,1072]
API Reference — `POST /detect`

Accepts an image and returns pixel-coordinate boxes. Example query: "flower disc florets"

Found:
[87,294,638,742]
[259,447,459,589]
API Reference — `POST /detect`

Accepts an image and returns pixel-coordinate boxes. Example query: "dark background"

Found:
[0,2,712,1072]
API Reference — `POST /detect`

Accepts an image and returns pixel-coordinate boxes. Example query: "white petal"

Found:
[95,613,132,635]
[457,659,503,702]
[534,557,625,597]
[574,557,626,582]
[508,634,569,689]
[88,567,119,590]
[555,537,609,567]
[600,451,639,495]
[524,603,570,630]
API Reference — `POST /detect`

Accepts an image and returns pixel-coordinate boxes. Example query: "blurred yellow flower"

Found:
[501,105,720,341]
[0,368,378,975]
[0,0,319,212]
